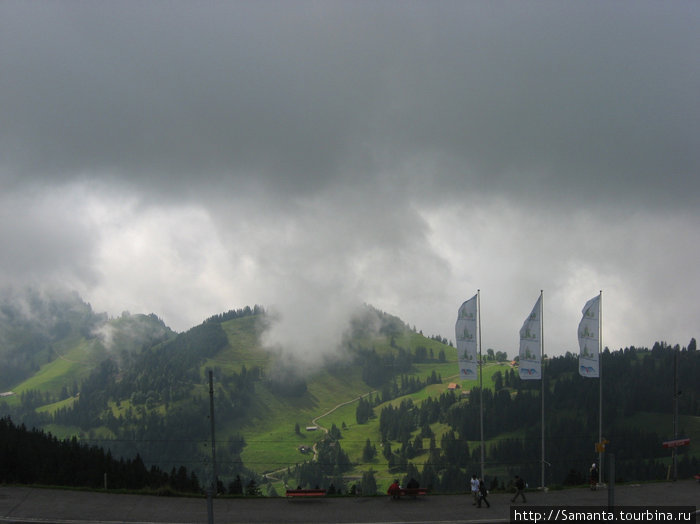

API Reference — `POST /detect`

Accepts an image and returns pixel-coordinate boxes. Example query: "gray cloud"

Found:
[0,185,99,289]
[3,2,698,203]
[1,1,698,360]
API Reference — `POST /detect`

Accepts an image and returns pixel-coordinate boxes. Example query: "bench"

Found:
[694,474,700,483]
[285,489,326,498]
[398,487,428,498]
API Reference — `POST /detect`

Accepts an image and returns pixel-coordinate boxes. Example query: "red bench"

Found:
[399,487,428,498]
[285,489,326,498]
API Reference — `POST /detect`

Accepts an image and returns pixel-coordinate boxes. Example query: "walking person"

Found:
[589,463,599,491]
[511,475,527,503]
[477,478,490,508]
[470,474,479,505]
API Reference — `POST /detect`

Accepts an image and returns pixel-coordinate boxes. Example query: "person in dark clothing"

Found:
[406,478,419,489]
[590,463,599,490]
[511,475,527,503]
[477,478,490,508]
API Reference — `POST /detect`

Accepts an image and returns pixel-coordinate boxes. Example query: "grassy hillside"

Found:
[2,298,697,494]
[211,315,462,480]
[207,314,516,494]
[7,339,105,402]
[3,311,173,401]
[2,305,469,487]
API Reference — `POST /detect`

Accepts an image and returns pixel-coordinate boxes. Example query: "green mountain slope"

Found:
[0,288,100,390]
[204,310,458,478]
[0,288,175,401]
[1,290,698,495]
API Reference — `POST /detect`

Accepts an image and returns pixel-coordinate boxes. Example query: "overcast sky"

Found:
[1,1,698,362]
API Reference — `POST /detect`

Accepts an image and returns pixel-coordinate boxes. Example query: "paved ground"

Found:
[0,480,697,524]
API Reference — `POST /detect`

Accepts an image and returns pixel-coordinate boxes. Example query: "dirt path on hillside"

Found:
[311,391,374,431]
[264,374,465,485]
[309,390,378,462]
[263,391,376,485]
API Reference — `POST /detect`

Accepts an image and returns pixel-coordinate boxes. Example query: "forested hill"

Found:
[0,287,175,390]
[473,344,700,486]
[0,288,698,496]
[304,344,699,494]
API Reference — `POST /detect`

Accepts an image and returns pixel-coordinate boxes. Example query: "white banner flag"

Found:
[578,294,600,378]
[519,294,542,380]
[456,295,478,380]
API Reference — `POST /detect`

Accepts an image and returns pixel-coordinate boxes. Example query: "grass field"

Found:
[36,396,77,415]
[224,349,513,488]
[6,338,104,405]
[245,355,559,495]
[215,318,467,480]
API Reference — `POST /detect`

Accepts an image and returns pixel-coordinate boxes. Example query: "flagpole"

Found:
[478,289,484,482]
[598,290,603,485]
[540,290,545,490]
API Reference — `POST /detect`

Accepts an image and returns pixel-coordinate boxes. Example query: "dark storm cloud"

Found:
[1,1,386,194]
[0,1,698,356]
[2,1,698,207]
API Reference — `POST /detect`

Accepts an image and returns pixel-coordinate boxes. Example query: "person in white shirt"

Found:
[470,474,479,505]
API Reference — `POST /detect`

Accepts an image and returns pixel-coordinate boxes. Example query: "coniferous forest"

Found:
[0,417,200,493]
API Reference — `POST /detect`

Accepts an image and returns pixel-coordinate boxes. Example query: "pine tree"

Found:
[361,469,377,495]
[228,475,243,495]
[383,441,393,460]
[362,438,377,462]
[245,478,261,496]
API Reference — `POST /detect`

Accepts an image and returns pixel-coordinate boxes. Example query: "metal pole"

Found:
[477,290,485,482]
[672,348,678,481]
[540,290,545,490]
[208,370,217,524]
[607,454,615,510]
[209,370,218,492]
[598,290,603,485]
[207,491,214,524]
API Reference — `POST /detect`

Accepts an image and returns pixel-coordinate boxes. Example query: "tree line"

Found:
[0,417,200,493]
